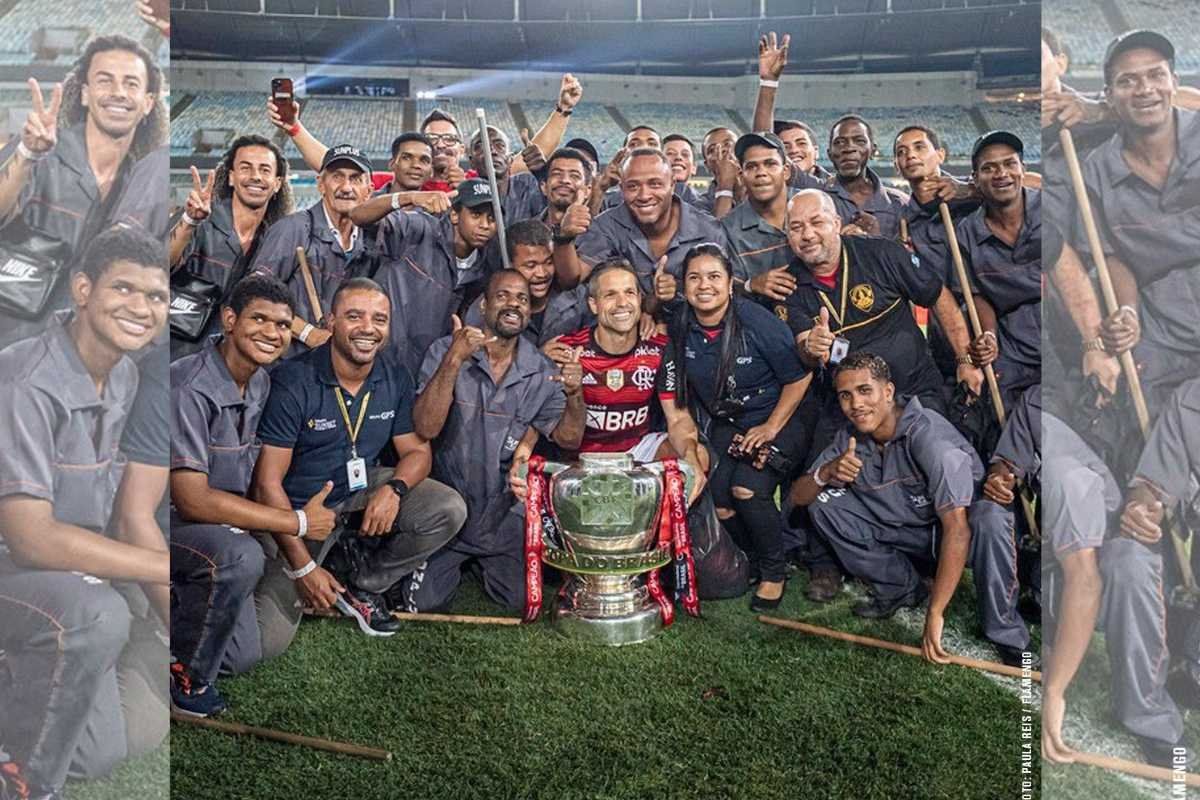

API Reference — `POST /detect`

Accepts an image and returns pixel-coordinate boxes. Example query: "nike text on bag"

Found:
[170,271,223,342]
[0,231,69,321]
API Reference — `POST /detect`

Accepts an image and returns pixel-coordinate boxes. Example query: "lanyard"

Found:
[334,388,371,459]
[816,246,850,328]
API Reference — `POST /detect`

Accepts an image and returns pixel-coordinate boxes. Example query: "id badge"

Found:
[829,335,850,365]
[346,457,368,491]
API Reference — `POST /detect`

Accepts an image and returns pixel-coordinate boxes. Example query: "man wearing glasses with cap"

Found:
[251,144,379,358]
[952,130,1041,410]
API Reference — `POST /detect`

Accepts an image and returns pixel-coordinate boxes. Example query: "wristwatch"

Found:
[387,479,410,499]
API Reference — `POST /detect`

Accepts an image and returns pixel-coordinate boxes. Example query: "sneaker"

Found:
[335,589,402,637]
[169,661,227,718]
[995,644,1041,671]
[805,566,844,603]
[1136,733,1196,771]
[853,584,929,620]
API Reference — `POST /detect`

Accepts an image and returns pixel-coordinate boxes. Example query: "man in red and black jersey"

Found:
[527,259,706,493]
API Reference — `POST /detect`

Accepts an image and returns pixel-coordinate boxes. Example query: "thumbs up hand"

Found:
[804,307,836,364]
[653,255,677,303]
[820,436,863,486]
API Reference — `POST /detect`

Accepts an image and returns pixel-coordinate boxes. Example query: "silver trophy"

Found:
[525,452,695,646]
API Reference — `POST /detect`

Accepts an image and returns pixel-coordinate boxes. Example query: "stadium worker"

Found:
[599,130,705,212]
[420,108,474,191]
[0,226,170,800]
[1069,30,1200,415]
[720,132,797,295]
[953,131,1042,409]
[790,353,1030,666]
[538,147,596,251]
[823,115,909,240]
[671,243,810,611]
[697,126,741,218]
[595,126,661,212]
[168,135,292,359]
[402,270,584,611]
[0,35,167,348]
[251,277,466,637]
[464,220,591,346]
[777,121,832,185]
[111,144,171,240]
[350,176,498,375]
[555,148,729,314]
[251,144,379,357]
[1101,379,1200,768]
[750,33,830,187]
[168,275,342,718]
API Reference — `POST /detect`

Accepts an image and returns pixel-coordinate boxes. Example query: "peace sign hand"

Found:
[22,79,62,156]
[185,165,216,223]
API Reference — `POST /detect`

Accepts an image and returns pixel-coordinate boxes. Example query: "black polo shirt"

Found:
[770,235,943,400]
[681,297,807,428]
[256,344,416,508]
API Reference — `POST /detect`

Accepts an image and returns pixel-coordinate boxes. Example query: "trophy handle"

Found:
[514,459,571,484]
[642,459,696,502]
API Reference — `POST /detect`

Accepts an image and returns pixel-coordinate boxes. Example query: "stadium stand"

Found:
[983,102,1042,162]
[0,0,167,66]
[618,103,735,155]
[169,92,276,157]
[523,100,625,159]
[298,97,403,160]
[1041,0,1116,68]
[1114,0,1200,72]
[777,105,986,162]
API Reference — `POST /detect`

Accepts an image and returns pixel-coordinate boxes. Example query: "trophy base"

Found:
[553,603,664,646]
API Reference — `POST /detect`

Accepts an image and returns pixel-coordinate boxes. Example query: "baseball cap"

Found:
[563,138,599,165]
[734,131,787,165]
[1103,29,1175,83]
[970,131,1024,170]
[320,144,372,175]
[455,178,494,209]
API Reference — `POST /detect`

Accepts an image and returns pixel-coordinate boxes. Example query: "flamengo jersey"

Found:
[558,327,676,453]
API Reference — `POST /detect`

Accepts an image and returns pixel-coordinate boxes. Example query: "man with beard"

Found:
[252,145,379,358]
[349,177,497,376]
[0,35,167,347]
[954,131,1042,409]
[0,226,170,800]
[598,131,705,212]
[790,353,1030,665]
[168,275,340,717]
[169,135,292,359]
[556,149,728,314]
[465,220,590,346]
[721,132,797,296]
[402,270,584,611]
[539,147,594,249]
[823,115,909,240]
[1069,30,1200,416]
[252,278,467,638]
[419,109,475,192]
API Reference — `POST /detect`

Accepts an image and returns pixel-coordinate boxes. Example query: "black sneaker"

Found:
[995,644,1040,671]
[805,566,844,604]
[1136,733,1196,771]
[169,661,228,718]
[335,589,402,637]
[1167,670,1200,711]
[853,584,929,620]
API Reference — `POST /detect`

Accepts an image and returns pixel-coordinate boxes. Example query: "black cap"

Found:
[455,178,494,209]
[970,130,1023,170]
[563,138,599,165]
[734,131,787,165]
[1103,29,1175,83]
[320,144,372,175]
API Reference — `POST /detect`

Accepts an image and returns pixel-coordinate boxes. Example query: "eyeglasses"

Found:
[425,134,462,145]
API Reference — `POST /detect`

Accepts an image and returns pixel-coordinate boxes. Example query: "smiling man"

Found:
[0,225,171,800]
[251,277,466,638]
[405,270,584,611]
[789,353,1030,666]
[252,145,380,358]
[822,115,909,240]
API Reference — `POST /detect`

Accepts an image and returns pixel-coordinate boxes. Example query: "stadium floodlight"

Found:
[30,27,88,61]
[193,128,236,154]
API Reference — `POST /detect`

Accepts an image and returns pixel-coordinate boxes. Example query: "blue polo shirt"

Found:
[681,297,808,428]
[256,344,415,508]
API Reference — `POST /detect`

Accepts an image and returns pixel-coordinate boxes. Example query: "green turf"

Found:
[170,573,1042,800]
[66,744,167,800]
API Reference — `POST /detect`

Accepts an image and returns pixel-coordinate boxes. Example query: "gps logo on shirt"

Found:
[586,406,648,431]
[850,283,875,312]
[307,418,337,431]
[816,488,846,503]
[369,410,396,421]
[736,356,754,365]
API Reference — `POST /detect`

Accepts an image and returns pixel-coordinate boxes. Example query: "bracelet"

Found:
[1118,304,1138,321]
[295,509,308,539]
[16,141,48,162]
[980,330,997,343]
[286,122,301,137]
[714,189,734,199]
[955,353,975,366]
[555,105,574,117]
[1082,336,1107,353]
[813,463,830,488]
[181,212,201,227]
[759,79,780,88]
[391,192,402,210]
[283,559,317,580]
[298,323,313,344]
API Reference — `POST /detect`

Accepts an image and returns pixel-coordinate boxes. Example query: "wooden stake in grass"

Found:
[391,611,523,626]
[758,615,1041,682]
[171,712,392,761]
[1068,749,1199,788]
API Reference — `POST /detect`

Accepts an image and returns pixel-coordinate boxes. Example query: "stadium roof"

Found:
[170,0,1040,78]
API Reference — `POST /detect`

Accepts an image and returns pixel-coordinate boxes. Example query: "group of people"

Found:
[0,16,1193,799]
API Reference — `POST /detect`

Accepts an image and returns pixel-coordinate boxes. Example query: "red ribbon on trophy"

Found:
[522,456,547,623]
[662,458,699,618]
